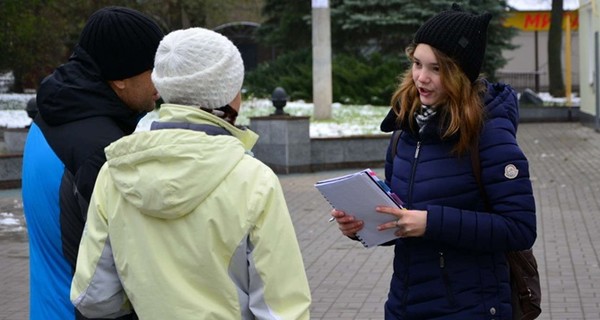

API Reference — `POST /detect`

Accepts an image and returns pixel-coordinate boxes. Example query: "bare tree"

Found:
[548,0,565,96]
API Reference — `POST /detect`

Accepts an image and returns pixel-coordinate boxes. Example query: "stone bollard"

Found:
[250,115,311,174]
[249,87,312,174]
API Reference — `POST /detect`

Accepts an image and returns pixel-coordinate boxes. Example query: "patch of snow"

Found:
[1,92,586,137]
[0,212,19,226]
[0,110,32,128]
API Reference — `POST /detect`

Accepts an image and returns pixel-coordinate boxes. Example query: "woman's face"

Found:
[412,43,446,107]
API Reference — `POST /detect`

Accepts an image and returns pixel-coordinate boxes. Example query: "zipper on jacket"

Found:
[439,252,457,305]
[414,141,421,159]
[407,141,421,207]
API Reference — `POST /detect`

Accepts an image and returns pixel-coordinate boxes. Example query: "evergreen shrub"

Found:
[244,50,409,106]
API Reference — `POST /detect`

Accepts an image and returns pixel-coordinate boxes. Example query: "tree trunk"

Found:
[10,69,24,93]
[548,0,565,97]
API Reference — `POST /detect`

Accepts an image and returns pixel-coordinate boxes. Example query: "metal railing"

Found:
[495,71,544,93]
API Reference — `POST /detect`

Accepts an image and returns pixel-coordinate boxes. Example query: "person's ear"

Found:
[229,91,242,112]
[109,79,126,90]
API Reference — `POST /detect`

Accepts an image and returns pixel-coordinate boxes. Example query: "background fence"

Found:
[496,71,545,93]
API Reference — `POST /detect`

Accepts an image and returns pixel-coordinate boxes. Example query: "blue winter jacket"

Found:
[22,46,141,320]
[380,82,536,319]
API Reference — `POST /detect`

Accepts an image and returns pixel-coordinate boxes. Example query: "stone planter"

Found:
[519,105,579,122]
[3,127,29,154]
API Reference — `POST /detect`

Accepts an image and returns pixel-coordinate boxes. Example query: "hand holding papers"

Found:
[315,169,404,248]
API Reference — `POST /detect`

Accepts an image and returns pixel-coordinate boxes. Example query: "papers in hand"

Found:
[315,169,404,248]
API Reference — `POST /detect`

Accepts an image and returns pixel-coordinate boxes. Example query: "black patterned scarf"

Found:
[415,105,437,136]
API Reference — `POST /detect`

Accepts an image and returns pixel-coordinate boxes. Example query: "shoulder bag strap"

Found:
[390,130,402,160]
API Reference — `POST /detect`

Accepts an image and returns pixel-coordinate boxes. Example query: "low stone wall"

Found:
[251,108,584,174]
[0,134,391,188]
[310,135,390,171]
[0,128,26,189]
[3,128,28,153]
[0,106,588,188]
[519,106,579,122]
[0,154,22,189]
[250,116,390,174]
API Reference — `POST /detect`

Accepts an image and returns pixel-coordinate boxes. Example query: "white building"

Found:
[577,0,600,128]
[499,9,579,94]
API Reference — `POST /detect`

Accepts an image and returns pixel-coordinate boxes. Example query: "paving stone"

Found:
[1,122,600,319]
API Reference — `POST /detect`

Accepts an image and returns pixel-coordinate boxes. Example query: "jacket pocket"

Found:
[439,251,457,306]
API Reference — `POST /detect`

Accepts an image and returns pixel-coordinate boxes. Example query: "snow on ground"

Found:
[0,93,35,128]
[136,99,392,137]
[0,93,582,138]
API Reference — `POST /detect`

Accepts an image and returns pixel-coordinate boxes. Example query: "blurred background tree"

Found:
[1,0,517,104]
[247,0,517,104]
[0,0,234,92]
[0,0,67,92]
[253,0,311,54]
[548,0,565,97]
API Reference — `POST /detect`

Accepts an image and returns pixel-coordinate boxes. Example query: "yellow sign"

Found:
[503,11,579,31]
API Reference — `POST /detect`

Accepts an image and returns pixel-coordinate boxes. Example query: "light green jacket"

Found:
[71,104,311,320]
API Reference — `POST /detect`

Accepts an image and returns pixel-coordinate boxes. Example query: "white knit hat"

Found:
[152,27,244,109]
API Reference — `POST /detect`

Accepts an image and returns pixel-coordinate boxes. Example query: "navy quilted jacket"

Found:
[381,82,536,319]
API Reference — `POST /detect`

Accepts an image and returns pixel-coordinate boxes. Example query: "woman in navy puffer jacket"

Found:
[331,4,536,320]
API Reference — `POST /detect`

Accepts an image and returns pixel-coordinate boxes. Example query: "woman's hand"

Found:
[330,209,363,238]
[376,206,427,238]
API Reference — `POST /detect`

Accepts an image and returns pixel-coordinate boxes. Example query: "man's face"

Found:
[111,70,160,113]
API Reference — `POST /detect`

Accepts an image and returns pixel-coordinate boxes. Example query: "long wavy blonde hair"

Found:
[390,43,487,155]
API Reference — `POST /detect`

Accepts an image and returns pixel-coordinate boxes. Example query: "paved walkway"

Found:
[1,122,600,319]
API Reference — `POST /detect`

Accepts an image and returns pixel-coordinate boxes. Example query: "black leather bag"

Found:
[507,249,542,320]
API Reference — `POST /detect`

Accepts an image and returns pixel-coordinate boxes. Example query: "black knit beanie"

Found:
[414,3,492,83]
[78,6,164,81]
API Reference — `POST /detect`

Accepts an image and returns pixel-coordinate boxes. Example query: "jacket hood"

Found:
[482,81,519,132]
[36,45,141,132]
[103,104,258,219]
